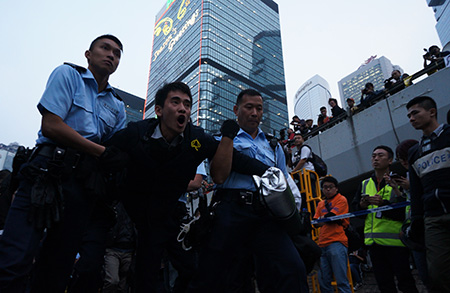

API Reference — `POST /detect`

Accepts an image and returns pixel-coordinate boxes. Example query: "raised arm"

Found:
[41,110,105,157]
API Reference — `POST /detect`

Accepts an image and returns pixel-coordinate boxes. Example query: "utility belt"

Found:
[214,189,260,206]
[31,144,84,173]
[29,144,106,196]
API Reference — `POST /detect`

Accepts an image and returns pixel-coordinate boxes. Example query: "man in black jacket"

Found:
[105,82,269,292]
[407,96,450,291]
[328,98,346,121]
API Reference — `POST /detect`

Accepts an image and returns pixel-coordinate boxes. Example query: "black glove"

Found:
[99,146,129,173]
[220,119,240,139]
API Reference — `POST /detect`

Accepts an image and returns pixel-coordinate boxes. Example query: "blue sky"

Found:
[0,0,441,147]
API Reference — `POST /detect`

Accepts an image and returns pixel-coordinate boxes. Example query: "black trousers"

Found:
[369,244,419,293]
[134,210,197,293]
[187,190,308,293]
[0,155,110,293]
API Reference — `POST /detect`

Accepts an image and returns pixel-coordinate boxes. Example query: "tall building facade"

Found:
[145,0,289,135]
[294,75,332,121]
[337,56,402,105]
[427,0,450,49]
[114,88,145,124]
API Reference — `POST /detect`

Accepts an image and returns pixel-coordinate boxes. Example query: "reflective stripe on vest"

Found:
[362,178,404,247]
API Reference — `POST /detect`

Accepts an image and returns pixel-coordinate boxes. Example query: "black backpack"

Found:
[302,145,328,177]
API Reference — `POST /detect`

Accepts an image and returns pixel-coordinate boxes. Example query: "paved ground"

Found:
[307,268,428,293]
[354,269,427,293]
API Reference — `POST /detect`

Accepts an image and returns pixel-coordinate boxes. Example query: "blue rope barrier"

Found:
[311,201,410,224]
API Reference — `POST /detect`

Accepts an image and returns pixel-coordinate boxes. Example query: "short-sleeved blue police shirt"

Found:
[218,128,288,191]
[36,64,126,145]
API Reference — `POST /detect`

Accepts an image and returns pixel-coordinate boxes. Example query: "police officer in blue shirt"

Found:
[0,34,127,292]
[188,89,308,293]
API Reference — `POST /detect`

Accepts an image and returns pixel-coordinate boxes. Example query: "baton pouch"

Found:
[23,159,65,230]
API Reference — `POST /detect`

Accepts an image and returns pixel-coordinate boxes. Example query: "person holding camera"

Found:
[351,146,418,293]
[360,82,383,107]
[290,115,302,132]
[384,70,410,95]
[423,45,450,69]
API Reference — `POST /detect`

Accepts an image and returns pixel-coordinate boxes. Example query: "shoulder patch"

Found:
[63,62,87,74]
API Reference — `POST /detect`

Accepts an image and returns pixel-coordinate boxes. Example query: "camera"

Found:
[389,172,402,179]
[423,48,433,60]
[286,139,295,147]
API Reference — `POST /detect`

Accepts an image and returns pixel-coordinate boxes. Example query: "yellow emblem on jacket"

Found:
[191,139,201,151]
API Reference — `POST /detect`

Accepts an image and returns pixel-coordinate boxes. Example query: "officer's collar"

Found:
[422,123,444,140]
[81,68,115,94]
[236,127,264,139]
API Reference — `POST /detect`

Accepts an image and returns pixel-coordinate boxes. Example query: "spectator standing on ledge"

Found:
[360,82,383,107]
[407,96,450,291]
[423,45,450,69]
[313,176,352,293]
[290,115,303,133]
[346,98,358,114]
[384,70,410,95]
[328,98,346,121]
[305,119,314,133]
[317,106,330,126]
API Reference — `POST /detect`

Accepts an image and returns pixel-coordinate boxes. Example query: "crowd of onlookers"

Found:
[283,94,450,292]
[287,45,450,139]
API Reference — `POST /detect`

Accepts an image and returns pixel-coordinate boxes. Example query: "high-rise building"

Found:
[114,88,145,124]
[337,56,402,105]
[145,0,289,135]
[293,75,332,121]
[427,0,450,49]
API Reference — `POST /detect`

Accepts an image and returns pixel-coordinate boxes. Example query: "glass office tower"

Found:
[145,0,289,135]
[337,56,402,105]
[428,0,450,48]
[294,75,332,121]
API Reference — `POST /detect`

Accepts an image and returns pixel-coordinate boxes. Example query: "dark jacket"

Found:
[106,202,136,250]
[105,118,268,225]
[408,124,450,218]
[330,105,346,120]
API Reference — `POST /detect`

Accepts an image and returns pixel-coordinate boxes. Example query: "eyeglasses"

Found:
[322,185,335,190]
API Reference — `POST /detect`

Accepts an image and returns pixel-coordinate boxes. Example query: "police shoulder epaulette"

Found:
[63,62,87,74]
[111,89,123,101]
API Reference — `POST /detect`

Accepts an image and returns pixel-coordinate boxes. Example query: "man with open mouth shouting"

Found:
[103,82,270,292]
